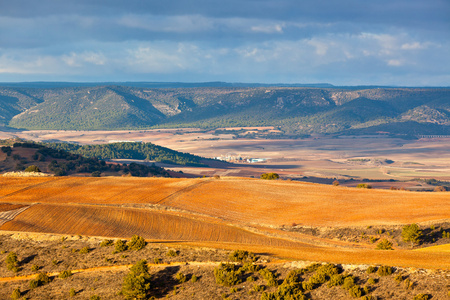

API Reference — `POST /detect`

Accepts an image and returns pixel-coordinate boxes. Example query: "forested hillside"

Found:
[0,85,449,136]
[43,142,207,166]
[0,142,169,177]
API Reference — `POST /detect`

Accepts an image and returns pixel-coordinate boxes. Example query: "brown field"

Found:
[0,176,449,269]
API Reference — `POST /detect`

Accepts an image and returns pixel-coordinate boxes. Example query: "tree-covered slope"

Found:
[42,142,207,166]
[0,85,448,135]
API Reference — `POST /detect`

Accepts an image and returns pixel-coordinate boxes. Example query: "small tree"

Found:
[6,252,19,272]
[10,288,21,300]
[127,235,146,251]
[401,224,422,246]
[332,180,340,186]
[376,239,393,250]
[121,260,152,300]
[114,240,127,253]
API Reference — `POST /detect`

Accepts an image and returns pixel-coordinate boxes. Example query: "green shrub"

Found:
[377,265,393,276]
[357,183,372,189]
[191,274,198,283]
[127,235,146,251]
[401,224,423,245]
[79,247,90,254]
[31,264,39,272]
[376,239,393,250]
[252,284,264,292]
[121,260,151,300]
[260,173,279,180]
[348,285,362,298]
[258,267,278,287]
[175,272,186,283]
[394,273,403,282]
[361,295,376,300]
[30,272,50,289]
[366,266,377,274]
[166,249,178,257]
[69,288,76,297]
[413,294,430,300]
[316,263,339,277]
[59,270,73,279]
[261,284,306,300]
[10,288,21,300]
[24,165,41,172]
[404,278,414,289]
[214,263,243,286]
[229,250,256,262]
[114,240,127,253]
[6,252,19,272]
[241,262,259,272]
[100,239,114,247]
[367,278,376,285]
[327,274,344,287]
[342,276,356,290]
[90,295,101,300]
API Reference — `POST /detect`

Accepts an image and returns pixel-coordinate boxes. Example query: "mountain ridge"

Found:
[0,85,448,136]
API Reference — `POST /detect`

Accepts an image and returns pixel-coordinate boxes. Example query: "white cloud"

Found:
[251,24,284,34]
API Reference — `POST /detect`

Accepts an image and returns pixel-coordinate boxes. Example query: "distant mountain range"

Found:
[0,83,449,136]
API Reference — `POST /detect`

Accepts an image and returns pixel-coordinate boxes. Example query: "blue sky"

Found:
[0,0,449,86]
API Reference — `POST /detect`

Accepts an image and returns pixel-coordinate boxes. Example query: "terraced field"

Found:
[0,176,449,269]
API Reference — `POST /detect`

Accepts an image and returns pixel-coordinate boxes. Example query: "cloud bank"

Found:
[0,0,449,85]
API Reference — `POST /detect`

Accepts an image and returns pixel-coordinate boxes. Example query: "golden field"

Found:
[0,176,449,269]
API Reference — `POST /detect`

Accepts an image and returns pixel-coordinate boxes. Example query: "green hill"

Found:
[0,85,448,136]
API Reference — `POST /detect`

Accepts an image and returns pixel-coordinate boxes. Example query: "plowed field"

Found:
[0,176,449,269]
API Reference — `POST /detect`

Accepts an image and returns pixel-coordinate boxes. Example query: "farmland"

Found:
[0,176,448,270]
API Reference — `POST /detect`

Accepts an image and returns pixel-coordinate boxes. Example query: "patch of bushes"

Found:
[166,249,178,257]
[29,272,50,289]
[261,283,306,300]
[413,294,430,300]
[376,238,394,250]
[258,267,278,287]
[357,183,372,189]
[348,285,363,298]
[366,266,377,274]
[327,274,344,287]
[377,265,393,276]
[229,250,256,263]
[100,239,114,247]
[214,263,243,286]
[260,173,279,180]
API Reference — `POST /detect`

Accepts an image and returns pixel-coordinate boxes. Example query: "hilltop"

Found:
[0,85,448,136]
[0,141,169,177]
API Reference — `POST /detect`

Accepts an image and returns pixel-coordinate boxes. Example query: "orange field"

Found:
[0,176,449,269]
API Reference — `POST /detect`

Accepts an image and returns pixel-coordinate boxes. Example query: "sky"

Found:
[0,0,449,86]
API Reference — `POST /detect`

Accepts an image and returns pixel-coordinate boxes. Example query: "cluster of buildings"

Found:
[214,155,267,163]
